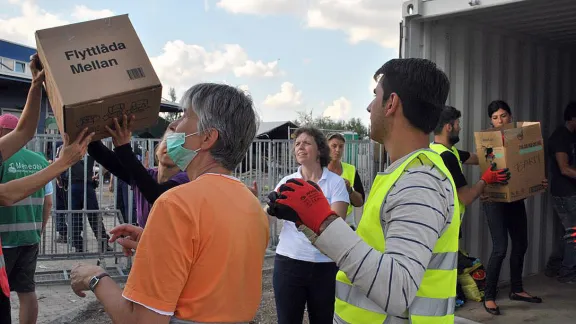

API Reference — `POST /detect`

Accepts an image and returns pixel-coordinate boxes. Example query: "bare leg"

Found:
[17,292,38,324]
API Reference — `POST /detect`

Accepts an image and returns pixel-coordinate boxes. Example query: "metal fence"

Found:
[18,135,386,284]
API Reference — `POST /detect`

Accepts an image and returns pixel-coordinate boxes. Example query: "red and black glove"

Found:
[564,227,576,244]
[267,179,336,234]
[481,162,511,185]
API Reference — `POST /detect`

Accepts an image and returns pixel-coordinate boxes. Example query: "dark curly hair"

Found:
[293,126,331,168]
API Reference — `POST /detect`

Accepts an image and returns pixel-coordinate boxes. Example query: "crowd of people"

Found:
[0,52,574,324]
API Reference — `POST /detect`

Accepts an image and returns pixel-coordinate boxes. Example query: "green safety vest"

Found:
[334,150,460,324]
[341,162,356,217]
[429,143,466,217]
[0,149,48,247]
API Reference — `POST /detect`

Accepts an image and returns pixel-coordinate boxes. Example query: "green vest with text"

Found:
[0,149,48,247]
[341,162,356,217]
[334,150,460,324]
[429,143,466,217]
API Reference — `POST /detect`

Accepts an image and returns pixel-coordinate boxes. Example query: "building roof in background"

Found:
[256,121,298,139]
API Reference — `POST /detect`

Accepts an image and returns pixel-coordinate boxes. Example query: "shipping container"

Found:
[401,0,571,281]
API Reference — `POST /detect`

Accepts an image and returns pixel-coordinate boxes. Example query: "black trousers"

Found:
[482,200,528,300]
[273,254,338,324]
[0,293,10,324]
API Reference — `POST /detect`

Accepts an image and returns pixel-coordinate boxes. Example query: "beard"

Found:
[448,132,460,145]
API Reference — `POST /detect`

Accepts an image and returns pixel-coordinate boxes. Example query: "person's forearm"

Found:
[17,83,43,136]
[0,160,68,206]
[312,218,431,317]
[0,83,42,160]
[561,166,576,180]
[42,202,52,233]
[93,277,136,324]
[350,191,364,207]
[458,180,487,206]
[464,153,479,165]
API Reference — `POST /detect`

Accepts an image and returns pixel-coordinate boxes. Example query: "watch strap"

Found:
[89,272,110,292]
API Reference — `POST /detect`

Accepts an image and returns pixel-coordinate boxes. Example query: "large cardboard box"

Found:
[474,122,546,203]
[35,14,162,142]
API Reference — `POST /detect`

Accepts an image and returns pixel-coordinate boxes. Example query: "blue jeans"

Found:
[551,196,576,279]
[273,254,338,324]
[482,200,528,300]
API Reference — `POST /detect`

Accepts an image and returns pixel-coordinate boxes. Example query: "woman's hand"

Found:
[109,224,143,256]
[105,114,135,148]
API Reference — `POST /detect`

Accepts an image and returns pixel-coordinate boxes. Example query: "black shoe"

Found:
[509,292,542,303]
[483,300,501,315]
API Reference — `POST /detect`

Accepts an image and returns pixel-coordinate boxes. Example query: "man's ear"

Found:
[384,93,400,117]
[201,129,219,150]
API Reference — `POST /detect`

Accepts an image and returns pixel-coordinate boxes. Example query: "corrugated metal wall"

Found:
[404,16,574,281]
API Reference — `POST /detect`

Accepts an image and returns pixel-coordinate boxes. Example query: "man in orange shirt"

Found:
[70,83,270,324]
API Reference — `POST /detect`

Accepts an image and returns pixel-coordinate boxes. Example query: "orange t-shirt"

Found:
[122,173,270,322]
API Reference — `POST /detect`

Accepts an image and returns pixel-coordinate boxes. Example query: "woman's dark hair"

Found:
[293,126,331,168]
[487,100,512,118]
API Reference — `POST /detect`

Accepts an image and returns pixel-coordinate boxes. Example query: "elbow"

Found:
[0,194,15,207]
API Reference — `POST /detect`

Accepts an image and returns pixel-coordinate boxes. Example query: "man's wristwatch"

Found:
[88,272,110,292]
[348,186,355,194]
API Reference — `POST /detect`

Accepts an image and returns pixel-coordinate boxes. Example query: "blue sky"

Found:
[0,0,403,125]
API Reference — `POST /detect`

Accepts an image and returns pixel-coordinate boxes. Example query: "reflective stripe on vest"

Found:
[429,143,466,217]
[0,221,43,232]
[341,162,356,216]
[334,150,460,324]
[12,197,45,207]
[0,241,9,297]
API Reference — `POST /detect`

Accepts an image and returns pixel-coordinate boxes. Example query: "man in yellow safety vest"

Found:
[267,58,514,323]
[430,105,510,220]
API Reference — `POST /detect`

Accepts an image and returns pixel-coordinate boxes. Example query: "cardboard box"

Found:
[474,122,546,203]
[35,14,162,142]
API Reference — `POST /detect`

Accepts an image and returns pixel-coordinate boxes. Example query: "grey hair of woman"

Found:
[180,83,260,171]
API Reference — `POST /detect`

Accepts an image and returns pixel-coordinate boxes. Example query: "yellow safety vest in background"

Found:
[429,143,466,217]
[334,150,460,324]
[341,162,356,217]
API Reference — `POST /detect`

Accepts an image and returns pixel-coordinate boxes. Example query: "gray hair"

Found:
[180,83,259,171]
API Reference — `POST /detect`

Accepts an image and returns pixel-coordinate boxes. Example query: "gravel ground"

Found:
[63,256,312,324]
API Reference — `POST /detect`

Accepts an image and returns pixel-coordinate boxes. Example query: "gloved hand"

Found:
[481,162,510,185]
[564,227,576,244]
[267,179,336,234]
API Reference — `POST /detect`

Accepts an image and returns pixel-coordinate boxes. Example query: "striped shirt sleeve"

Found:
[313,163,454,317]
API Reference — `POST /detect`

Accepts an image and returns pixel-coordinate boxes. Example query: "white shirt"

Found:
[275,166,350,262]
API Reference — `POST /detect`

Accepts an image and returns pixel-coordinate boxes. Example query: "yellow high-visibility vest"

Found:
[341,162,356,217]
[429,142,466,217]
[334,150,460,324]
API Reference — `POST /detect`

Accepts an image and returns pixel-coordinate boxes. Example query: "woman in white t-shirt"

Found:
[271,126,349,324]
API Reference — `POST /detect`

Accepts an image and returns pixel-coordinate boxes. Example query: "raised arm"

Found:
[0,130,94,206]
[0,54,45,161]
[88,141,131,183]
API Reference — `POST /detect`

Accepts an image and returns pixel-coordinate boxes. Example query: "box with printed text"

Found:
[35,14,162,142]
[474,122,546,203]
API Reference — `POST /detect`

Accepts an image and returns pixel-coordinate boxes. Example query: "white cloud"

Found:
[0,1,115,46]
[263,82,303,108]
[70,5,114,21]
[217,0,402,48]
[150,41,282,98]
[216,0,304,15]
[323,97,352,120]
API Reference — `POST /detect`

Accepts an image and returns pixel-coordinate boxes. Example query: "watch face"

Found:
[89,276,98,290]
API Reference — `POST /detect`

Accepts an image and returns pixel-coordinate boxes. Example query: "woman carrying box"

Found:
[482,100,546,315]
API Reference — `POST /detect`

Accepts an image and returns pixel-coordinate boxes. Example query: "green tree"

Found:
[168,87,177,102]
[293,110,368,139]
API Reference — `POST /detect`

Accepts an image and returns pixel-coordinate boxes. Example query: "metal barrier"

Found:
[18,135,386,284]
